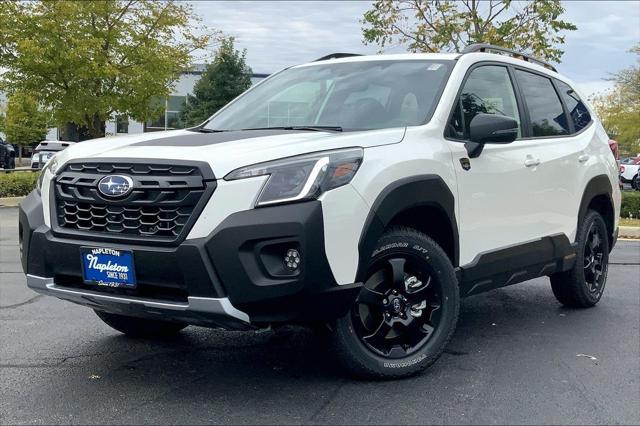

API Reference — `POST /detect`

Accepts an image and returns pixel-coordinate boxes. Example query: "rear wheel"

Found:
[632,174,640,191]
[95,310,187,338]
[330,227,459,379]
[550,210,610,308]
[7,157,15,170]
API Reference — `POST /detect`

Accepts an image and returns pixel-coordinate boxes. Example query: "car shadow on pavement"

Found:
[78,281,589,388]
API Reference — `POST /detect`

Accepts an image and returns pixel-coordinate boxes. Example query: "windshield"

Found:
[203,60,453,132]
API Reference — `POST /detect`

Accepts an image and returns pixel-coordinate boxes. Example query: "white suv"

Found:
[20,45,621,378]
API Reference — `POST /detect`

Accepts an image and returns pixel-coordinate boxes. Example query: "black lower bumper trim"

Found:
[20,191,361,325]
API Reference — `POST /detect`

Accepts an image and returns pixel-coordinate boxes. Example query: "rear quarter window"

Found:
[555,80,592,132]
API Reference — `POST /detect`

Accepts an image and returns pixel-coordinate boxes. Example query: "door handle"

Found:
[578,154,590,163]
[524,158,541,168]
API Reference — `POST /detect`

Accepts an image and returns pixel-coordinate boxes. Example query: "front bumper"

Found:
[19,190,361,328]
[26,274,251,329]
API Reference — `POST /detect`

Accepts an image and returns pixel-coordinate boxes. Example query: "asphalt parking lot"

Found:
[1,206,639,425]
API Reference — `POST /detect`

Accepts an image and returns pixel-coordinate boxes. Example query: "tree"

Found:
[0,1,215,140]
[592,44,640,156]
[362,0,577,62]
[180,37,253,127]
[3,92,49,162]
[0,108,5,136]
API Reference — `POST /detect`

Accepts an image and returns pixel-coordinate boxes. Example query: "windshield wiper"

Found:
[240,126,343,132]
[189,127,227,133]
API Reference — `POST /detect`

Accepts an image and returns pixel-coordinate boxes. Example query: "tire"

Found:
[632,174,640,191]
[330,227,459,379]
[95,310,187,338]
[7,157,15,170]
[550,210,610,308]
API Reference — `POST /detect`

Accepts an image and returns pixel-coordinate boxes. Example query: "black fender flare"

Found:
[356,175,459,282]
[577,174,614,240]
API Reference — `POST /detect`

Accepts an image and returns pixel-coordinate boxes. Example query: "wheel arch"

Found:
[356,175,459,282]
[578,175,615,249]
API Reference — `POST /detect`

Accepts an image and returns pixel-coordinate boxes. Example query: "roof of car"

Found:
[298,46,559,77]
[297,52,461,68]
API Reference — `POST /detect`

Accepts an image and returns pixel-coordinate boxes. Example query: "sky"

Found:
[192,0,640,98]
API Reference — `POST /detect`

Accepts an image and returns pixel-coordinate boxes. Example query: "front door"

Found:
[445,64,552,266]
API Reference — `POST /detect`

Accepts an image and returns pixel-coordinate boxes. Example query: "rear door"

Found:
[513,69,586,242]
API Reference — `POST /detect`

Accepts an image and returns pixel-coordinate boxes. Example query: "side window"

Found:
[555,80,591,132]
[515,70,570,137]
[448,66,521,140]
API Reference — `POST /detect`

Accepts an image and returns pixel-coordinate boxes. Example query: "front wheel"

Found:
[550,210,610,308]
[95,310,187,338]
[330,227,459,379]
[632,174,640,191]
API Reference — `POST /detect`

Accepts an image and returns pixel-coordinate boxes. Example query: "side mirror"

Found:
[464,113,518,158]
[469,113,518,144]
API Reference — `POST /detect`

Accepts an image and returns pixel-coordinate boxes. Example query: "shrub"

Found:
[0,171,39,197]
[621,191,640,219]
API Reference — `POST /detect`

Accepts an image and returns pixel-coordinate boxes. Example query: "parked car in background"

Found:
[619,154,640,190]
[0,137,16,169]
[31,140,75,169]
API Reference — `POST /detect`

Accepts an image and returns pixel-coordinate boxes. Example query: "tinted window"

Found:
[448,65,521,140]
[515,70,569,137]
[555,80,591,132]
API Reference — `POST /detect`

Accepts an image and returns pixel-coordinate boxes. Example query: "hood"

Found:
[54,127,405,177]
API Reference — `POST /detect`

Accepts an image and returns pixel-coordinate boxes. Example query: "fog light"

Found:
[284,248,301,271]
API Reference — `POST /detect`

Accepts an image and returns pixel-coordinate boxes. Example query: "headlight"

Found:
[225,148,363,206]
[36,155,59,192]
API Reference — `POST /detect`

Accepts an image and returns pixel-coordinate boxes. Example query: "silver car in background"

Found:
[31,140,75,169]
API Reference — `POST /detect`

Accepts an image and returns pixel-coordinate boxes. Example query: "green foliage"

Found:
[0,1,215,138]
[2,92,49,147]
[0,107,5,134]
[362,0,577,62]
[0,172,39,197]
[592,44,640,156]
[180,37,253,127]
[621,191,640,219]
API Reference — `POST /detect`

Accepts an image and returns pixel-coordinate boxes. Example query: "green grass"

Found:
[0,171,39,198]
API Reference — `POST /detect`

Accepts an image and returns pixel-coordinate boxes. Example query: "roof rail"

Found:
[314,53,362,62]
[461,43,557,72]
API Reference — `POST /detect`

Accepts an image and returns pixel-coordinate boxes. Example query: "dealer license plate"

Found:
[80,247,136,288]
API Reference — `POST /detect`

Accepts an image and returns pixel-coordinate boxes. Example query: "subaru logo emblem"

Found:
[98,175,134,198]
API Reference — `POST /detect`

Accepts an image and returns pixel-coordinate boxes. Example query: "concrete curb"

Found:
[619,226,640,239]
[0,196,24,208]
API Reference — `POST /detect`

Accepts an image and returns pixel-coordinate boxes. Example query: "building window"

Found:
[116,115,129,134]
[144,96,186,132]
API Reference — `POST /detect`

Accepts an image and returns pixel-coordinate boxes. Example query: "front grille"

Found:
[53,160,215,244]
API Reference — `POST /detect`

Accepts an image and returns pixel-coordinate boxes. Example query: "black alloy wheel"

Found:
[353,255,442,358]
[329,227,459,379]
[550,210,610,308]
[583,222,607,294]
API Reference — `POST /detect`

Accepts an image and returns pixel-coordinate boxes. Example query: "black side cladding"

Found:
[356,175,459,282]
[457,234,577,297]
[577,175,615,248]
